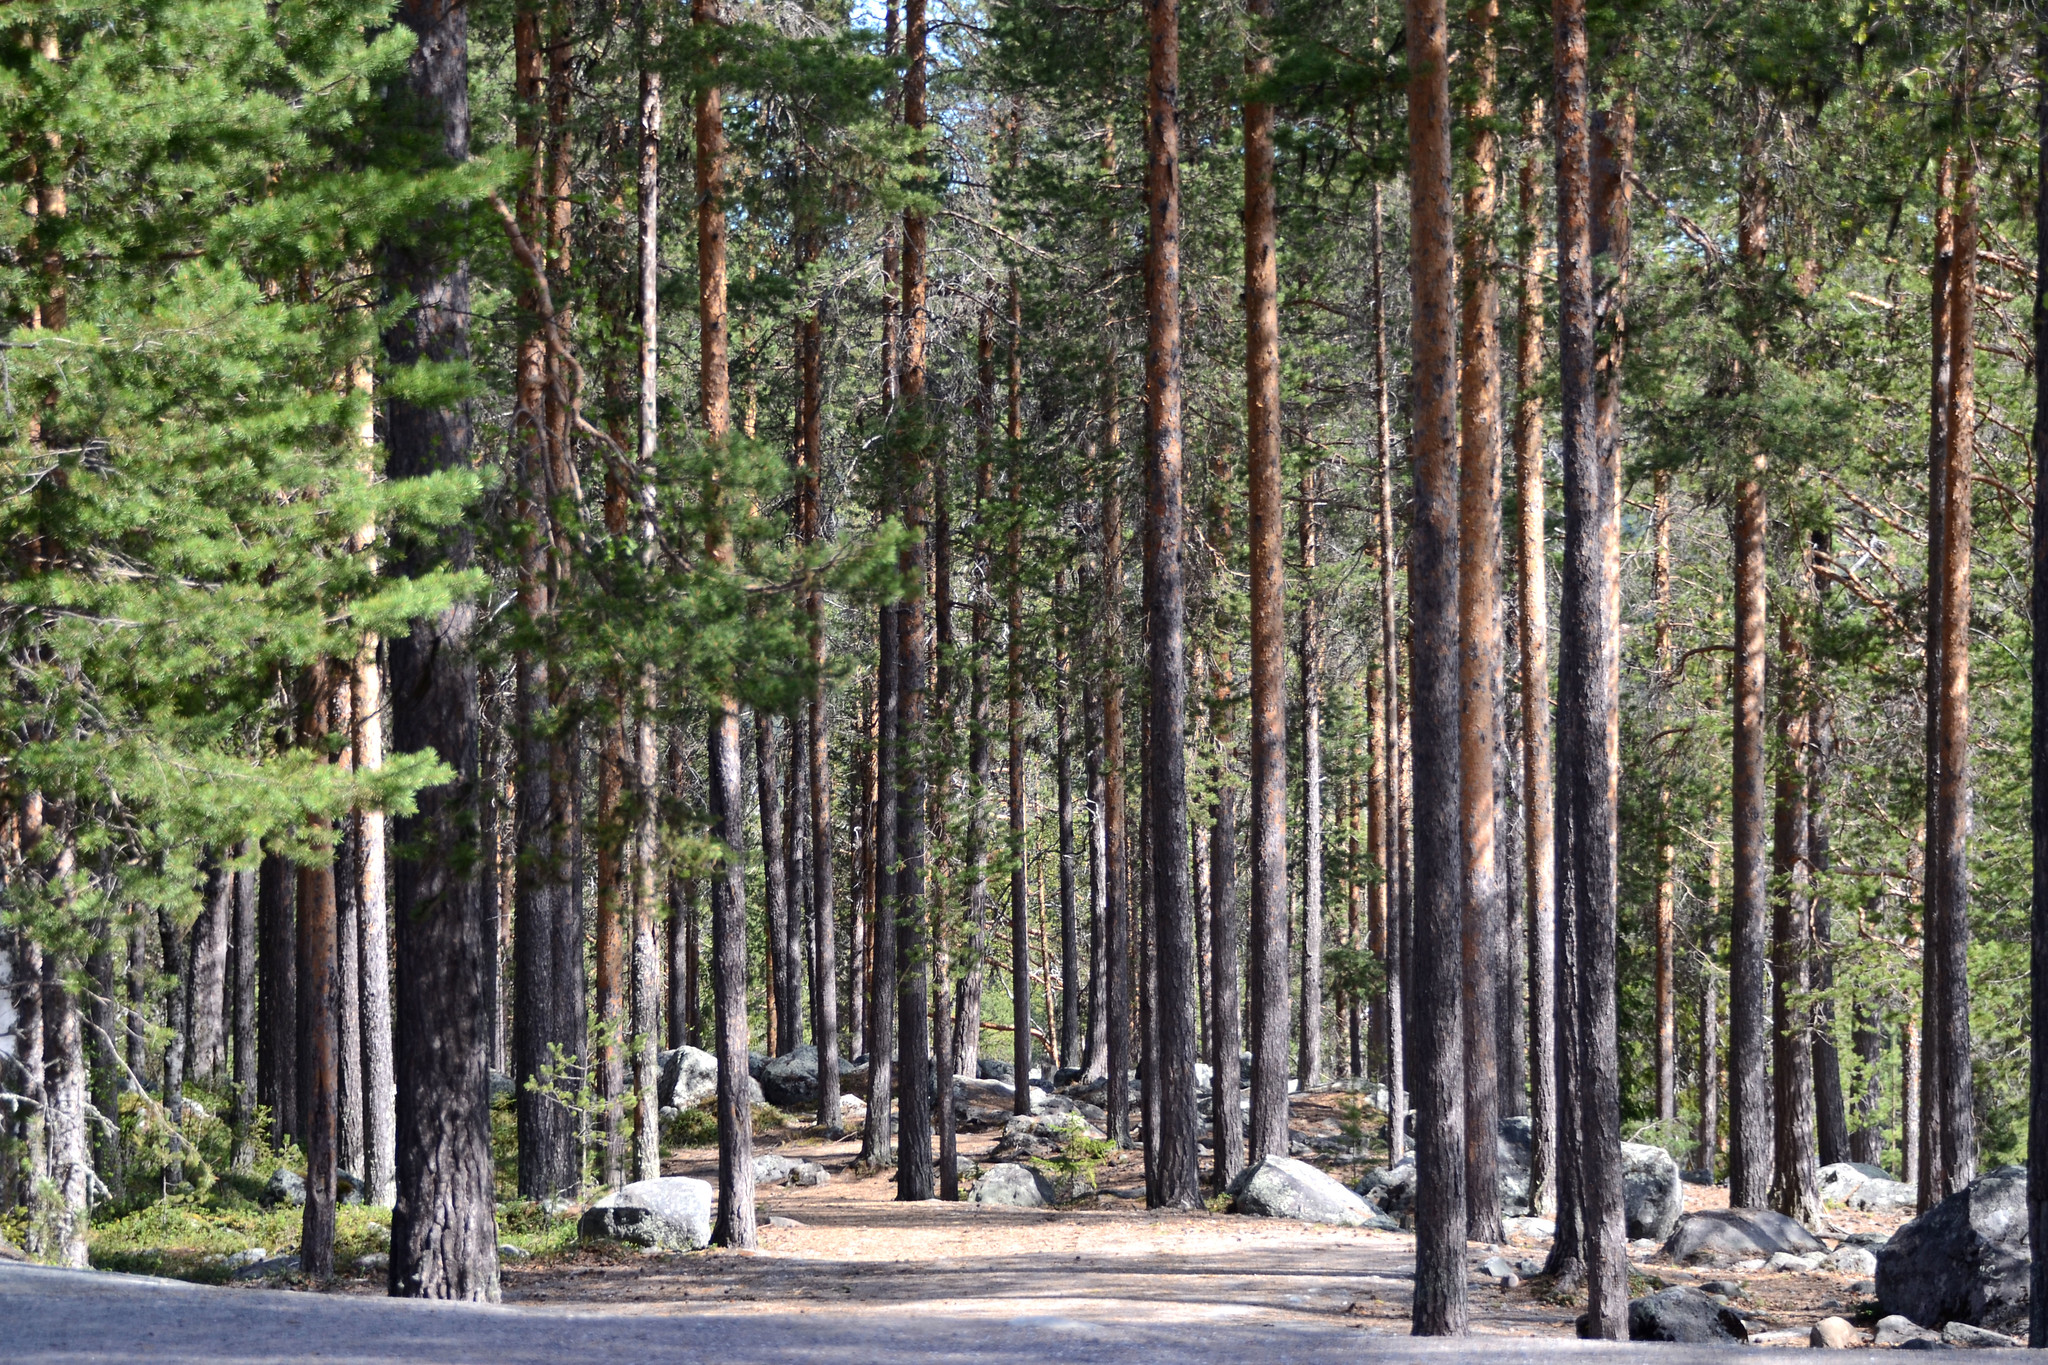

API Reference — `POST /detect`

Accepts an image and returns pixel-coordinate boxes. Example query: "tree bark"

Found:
[1372,183,1407,1166]
[42,895,90,1269]
[230,851,258,1172]
[382,0,499,1302]
[1407,0,1467,1333]
[1009,267,1033,1114]
[1056,596,1081,1069]
[1208,453,1247,1192]
[1653,471,1677,1128]
[1512,112,1556,1216]
[799,224,841,1134]
[186,859,230,1083]
[1100,364,1133,1149]
[1140,0,1200,1210]
[1564,95,1633,1340]
[756,715,795,1057]
[862,604,899,1169]
[2029,23,2048,1344]
[1809,698,1849,1169]
[298,756,340,1280]
[893,0,934,1203]
[258,850,298,1150]
[1728,116,1775,1212]
[1243,0,1291,1169]
[597,718,627,1189]
[1932,145,1977,1200]
[1457,0,1503,1243]
[1084,679,1110,1081]
[509,0,581,1205]
[159,904,188,1188]
[1919,151,1953,1211]
[695,0,757,1247]
[1299,464,1326,1093]
[1770,548,1822,1231]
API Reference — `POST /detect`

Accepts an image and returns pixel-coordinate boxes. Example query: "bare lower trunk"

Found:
[1243,0,1290,1167]
[861,607,899,1169]
[2028,34,2047,1343]
[1298,465,1326,1094]
[1407,0,1467,1332]
[1729,115,1775,1213]
[1512,114,1556,1214]
[1770,554,1821,1231]
[42,940,90,1269]
[230,853,258,1172]
[1456,0,1503,1243]
[1372,187,1407,1167]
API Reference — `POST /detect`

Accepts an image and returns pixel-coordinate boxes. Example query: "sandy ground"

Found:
[466,1093,1911,1348]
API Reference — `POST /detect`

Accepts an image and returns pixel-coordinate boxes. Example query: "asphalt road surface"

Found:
[3,1260,1908,1363]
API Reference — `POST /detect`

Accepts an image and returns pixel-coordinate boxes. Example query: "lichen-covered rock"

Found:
[1817,1161,1892,1205]
[1621,1142,1684,1242]
[1626,1286,1750,1343]
[1662,1207,1828,1265]
[1876,1166,2031,1333]
[577,1176,713,1251]
[1231,1155,1381,1227]
[259,1168,306,1209]
[1359,1157,1417,1217]
[967,1163,1056,1208]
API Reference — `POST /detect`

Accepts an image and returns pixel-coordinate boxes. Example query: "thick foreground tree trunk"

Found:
[1406,0,1467,1335]
[382,0,499,1303]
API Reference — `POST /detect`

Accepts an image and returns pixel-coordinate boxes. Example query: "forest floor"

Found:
[468,1092,1913,1348]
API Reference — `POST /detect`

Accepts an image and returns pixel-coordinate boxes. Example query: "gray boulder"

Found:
[969,1163,1056,1208]
[1662,1207,1828,1265]
[752,1154,829,1186]
[1498,1117,1535,1216]
[259,1168,306,1209]
[1627,1286,1750,1343]
[487,1071,516,1102]
[759,1046,826,1108]
[1818,1161,1892,1205]
[1622,1142,1684,1242]
[1877,1166,2031,1332]
[659,1045,764,1109]
[1829,1244,1880,1277]
[1360,1157,1417,1217]
[578,1176,714,1251]
[1877,1315,1943,1347]
[232,1254,301,1281]
[1231,1155,1383,1227]
[1851,1178,1919,1213]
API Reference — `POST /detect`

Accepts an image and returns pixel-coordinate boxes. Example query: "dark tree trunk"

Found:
[1930,148,1977,1202]
[1456,0,1503,1243]
[1372,185,1407,1166]
[1243,0,1290,1169]
[2029,24,2048,1345]
[158,904,188,1188]
[257,850,298,1150]
[298,814,340,1280]
[1208,452,1247,1192]
[1697,908,1721,1176]
[1513,112,1554,1213]
[87,936,120,1191]
[1809,703,1849,1169]
[230,854,258,1172]
[755,714,794,1057]
[1407,0,1468,1333]
[798,254,841,1129]
[1299,465,1326,1093]
[1055,602,1080,1070]
[1849,999,1883,1167]
[1140,0,1200,1208]
[337,800,366,1186]
[186,860,230,1083]
[1084,680,1110,1080]
[892,0,934,1205]
[1728,115,1775,1213]
[862,607,899,1169]
[1919,151,1954,1210]
[695,0,757,1248]
[1770,555,1821,1231]
[1100,377,1133,1149]
[1008,270,1033,1113]
[382,0,499,1301]
[1566,97,1633,1339]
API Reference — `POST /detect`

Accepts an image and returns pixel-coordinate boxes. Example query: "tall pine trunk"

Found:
[1141,0,1201,1209]
[1406,0,1467,1333]
[1770,548,1821,1230]
[1209,450,1247,1191]
[1243,0,1291,1168]
[1008,269,1033,1113]
[1372,184,1407,1165]
[893,0,935,1202]
[2028,20,2048,1341]
[382,0,498,1302]
[1728,114,1775,1213]
[1298,464,1326,1092]
[1930,142,1977,1200]
[1512,112,1556,1216]
[1456,0,1503,1243]
[1652,471,1677,1127]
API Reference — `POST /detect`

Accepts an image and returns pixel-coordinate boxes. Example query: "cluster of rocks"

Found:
[257,1167,366,1209]
[1231,1155,1396,1229]
[1358,1120,1682,1241]
[577,1176,714,1251]
[1818,1159,1917,1213]
[752,1153,831,1187]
